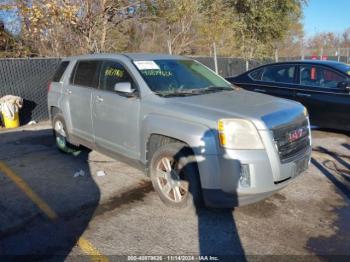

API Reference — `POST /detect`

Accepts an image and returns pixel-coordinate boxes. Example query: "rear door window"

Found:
[99,61,134,92]
[71,60,101,88]
[261,65,296,84]
[52,61,69,82]
[300,65,346,89]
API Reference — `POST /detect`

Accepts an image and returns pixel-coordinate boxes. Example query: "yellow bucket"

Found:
[2,111,20,128]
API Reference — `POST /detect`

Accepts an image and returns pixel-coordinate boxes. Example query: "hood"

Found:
[166,90,307,130]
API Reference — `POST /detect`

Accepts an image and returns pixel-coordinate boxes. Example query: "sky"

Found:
[303,0,350,37]
[0,8,20,35]
[0,0,20,34]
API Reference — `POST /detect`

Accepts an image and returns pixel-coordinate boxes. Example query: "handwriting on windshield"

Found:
[141,70,173,77]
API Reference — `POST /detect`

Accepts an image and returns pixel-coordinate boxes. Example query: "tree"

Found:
[196,0,236,56]
[341,28,350,48]
[0,0,308,59]
[228,0,306,65]
[0,21,32,57]
[277,21,304,59]
[3,0,146,56]
[142,0,200,55]
[304,28,350,60]
[6,0,81,56]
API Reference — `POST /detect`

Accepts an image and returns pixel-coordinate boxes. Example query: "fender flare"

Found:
[140,114,219,163]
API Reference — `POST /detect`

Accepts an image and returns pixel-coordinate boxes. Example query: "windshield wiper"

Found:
[154,86,233,97]
[153,89,201,97]
[193,86,234,94]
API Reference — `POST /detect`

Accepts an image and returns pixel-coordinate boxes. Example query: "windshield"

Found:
[133,59,232,96]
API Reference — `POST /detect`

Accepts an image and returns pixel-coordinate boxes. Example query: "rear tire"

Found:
[52,113,81,156]
[149,142,203,209]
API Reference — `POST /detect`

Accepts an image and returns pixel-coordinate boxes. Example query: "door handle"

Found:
[254,88,266,93]
[66,89,72,94]
[296,92,311,97]
[96,96,104,102]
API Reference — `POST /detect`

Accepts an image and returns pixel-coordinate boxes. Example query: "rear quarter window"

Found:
[248,68,264,80]
[52,61,69,82]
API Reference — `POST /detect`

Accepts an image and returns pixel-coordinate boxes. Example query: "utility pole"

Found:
[167,40,172,55]
[213,42,218,74]
[274,48,279,62]
[301,39,305,60]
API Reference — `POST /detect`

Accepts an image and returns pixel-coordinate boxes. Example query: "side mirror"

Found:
[114,82,135,95]
[337,81,350,92]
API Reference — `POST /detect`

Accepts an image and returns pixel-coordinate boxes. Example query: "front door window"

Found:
[300,65,345,89]
[99,61,134,92]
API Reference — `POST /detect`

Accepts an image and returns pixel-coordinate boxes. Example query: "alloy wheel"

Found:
[155,156,189,203]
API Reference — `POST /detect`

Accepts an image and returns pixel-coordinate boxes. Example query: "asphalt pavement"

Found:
[0,122,349,261]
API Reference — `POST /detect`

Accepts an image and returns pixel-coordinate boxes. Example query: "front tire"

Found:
[149,142,203,209]
[52,114,81,156]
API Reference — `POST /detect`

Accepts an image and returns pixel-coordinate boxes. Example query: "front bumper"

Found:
[198,142,312,208]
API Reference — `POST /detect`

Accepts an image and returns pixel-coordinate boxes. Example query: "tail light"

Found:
[48,82,52,92]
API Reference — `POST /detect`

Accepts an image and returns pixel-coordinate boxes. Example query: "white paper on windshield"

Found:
[134,61,160,70]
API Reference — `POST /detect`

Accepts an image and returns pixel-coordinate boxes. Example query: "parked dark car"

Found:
[226,60,350,131]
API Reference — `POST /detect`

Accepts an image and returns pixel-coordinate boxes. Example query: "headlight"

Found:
[218,119,264,149]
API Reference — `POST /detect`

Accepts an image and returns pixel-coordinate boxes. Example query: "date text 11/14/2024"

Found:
[127,255,220,261]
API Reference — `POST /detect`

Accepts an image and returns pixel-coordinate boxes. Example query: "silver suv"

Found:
[48,53,311,208]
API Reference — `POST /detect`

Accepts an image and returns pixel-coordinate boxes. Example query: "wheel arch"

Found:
[141,114,219,166]
[50,106,61,120]
[146,134,189,167]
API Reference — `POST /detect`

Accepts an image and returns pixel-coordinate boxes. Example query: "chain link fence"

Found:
[282,47,350,64]
[193,56,273,77]
[0,58,61,123]
[267,46,350,64]
[0,55,348,123]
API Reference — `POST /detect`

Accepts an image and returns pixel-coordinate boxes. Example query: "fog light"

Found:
[239,164,251,188]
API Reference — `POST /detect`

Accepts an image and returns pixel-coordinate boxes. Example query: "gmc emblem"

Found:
[288,128,305,142]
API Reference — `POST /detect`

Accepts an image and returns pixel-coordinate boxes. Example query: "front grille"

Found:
[272,119,310,163]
